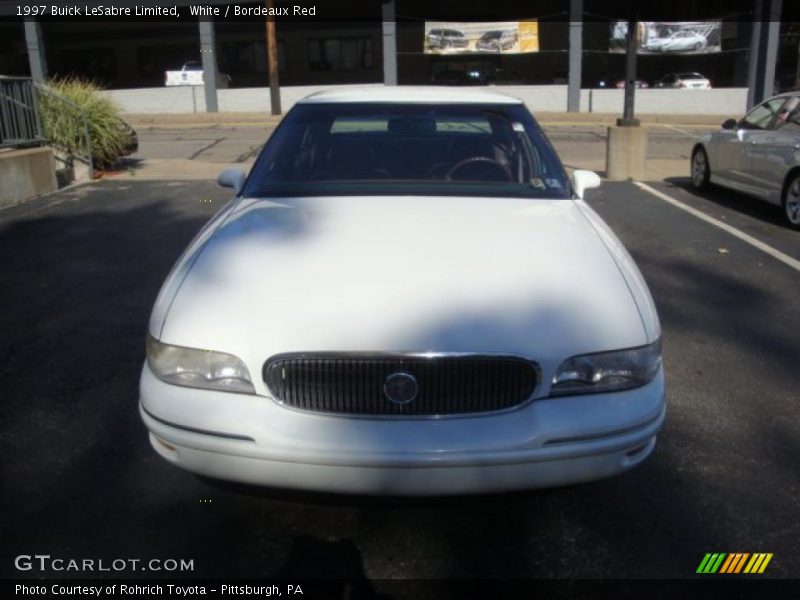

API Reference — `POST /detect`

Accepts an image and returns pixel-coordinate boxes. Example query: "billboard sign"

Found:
[610,22,722,55]
[424,21,539,54]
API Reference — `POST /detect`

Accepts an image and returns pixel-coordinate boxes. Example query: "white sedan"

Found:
[140,87,666,495]
[654,72,712,90]
[656,31,708,53]
[691,92,800,229]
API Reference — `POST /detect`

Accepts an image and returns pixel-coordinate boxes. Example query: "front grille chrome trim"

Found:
[262,352,541,419]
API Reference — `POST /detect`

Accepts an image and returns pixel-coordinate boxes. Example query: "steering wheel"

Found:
[445,157,513,182]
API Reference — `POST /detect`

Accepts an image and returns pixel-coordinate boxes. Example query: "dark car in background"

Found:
[427,29,469,50]
[614,80,650,89]
[93,117,138,170]
[475,30,518,52]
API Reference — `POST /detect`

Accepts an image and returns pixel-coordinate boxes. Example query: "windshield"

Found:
[244,103,571,199]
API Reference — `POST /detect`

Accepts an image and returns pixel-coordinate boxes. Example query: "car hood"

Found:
[155,195,651,391]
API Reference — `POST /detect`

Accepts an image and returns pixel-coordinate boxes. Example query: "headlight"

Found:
[550,339,661,396]
[146,334,255,394]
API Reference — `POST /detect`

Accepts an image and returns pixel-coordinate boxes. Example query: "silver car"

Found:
[655,72,711,89]
[656,31,708,53]
[427,29,469,50]
[691,92,800,229]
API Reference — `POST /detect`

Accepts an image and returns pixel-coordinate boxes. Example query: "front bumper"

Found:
[139,363,666,495]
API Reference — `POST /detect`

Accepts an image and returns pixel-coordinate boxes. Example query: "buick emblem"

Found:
[384,372,418,405]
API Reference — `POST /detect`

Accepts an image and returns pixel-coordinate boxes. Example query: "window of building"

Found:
[138,44,197,80]
[220,40,285,75]
[308,37,373,71]
[60,47,117,83]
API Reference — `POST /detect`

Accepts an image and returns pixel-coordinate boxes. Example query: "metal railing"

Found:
[0,75,94,179]
[0,76,44,148]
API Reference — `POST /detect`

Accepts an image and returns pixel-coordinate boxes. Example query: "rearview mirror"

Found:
[217,168,246,194]
[721,118,738,130]
[572,170,602,199]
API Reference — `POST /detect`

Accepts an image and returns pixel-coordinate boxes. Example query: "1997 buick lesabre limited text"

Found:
[17,4,317,16]
[18,5,180,17]
[140,87,667,495]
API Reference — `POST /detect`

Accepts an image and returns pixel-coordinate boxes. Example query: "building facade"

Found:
[0,0,796,109]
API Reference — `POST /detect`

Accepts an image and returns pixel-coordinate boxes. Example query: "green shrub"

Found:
[38,78,128,167]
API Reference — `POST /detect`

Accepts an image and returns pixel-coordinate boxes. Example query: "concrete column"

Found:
[23,20,47,82]
[382,0,398,85]
[746,0,763,108]
[198,18,219,113]
[606,126,648,181]
[762,17,781,98]
[567,0,582,112]
[747,0,783,108]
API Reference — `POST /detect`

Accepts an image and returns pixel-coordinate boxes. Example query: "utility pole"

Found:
[620,18,639,126]
[605,10,647,181]
[265,0,281,115]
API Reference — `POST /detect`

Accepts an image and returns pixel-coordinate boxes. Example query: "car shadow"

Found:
[663,176,788,228]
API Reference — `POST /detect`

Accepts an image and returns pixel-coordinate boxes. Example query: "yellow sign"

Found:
[424,21,539,54]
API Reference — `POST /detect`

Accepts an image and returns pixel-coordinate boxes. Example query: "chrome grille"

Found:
[263,353,539,416]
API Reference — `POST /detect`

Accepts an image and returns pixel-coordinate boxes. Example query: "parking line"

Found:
[658,124,704,139]
[634,182,800,273]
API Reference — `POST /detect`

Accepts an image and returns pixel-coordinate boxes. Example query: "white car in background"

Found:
[140,87,666,495]
[691,92,800,229]
[164,61,231,89]
[655,72,712,89]
[656,31,708,52]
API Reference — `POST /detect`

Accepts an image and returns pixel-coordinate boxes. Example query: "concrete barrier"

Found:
[104,84,750,117]
[0,147,58,206]
[580,88,748,116]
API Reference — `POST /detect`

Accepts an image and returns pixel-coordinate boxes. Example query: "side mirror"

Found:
[572,169,602,199]
[217,168,246,194]
[721,118,738,130]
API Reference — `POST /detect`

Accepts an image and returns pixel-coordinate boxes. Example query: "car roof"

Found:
[298,86,524,105]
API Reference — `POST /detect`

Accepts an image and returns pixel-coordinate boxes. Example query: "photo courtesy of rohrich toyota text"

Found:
[1,0,800,598]
[15,584,301,596]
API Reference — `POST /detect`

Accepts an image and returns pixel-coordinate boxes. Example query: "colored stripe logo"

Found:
[697,553,772,574]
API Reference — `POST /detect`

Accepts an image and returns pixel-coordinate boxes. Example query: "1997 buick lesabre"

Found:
[139,87,666,495]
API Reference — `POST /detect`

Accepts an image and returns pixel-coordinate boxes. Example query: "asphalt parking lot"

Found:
[121,120,715,182]
[1,176,798,581]
[129,122,711,165]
